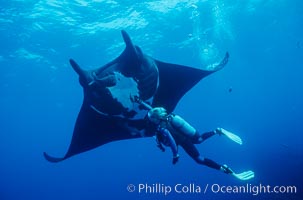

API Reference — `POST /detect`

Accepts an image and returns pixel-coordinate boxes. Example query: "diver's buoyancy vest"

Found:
[169,114,196,138]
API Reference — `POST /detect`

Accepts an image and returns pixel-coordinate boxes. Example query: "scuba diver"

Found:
[131,96,254,181]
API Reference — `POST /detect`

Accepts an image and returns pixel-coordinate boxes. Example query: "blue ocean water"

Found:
[0,0,302,200]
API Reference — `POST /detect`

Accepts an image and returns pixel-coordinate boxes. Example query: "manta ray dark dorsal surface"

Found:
[43,30,229,162]
[153,52,229,112]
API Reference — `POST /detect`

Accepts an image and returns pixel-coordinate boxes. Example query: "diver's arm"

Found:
[155,134,165,152]
[157,127,179,164]
[130,95,152,110]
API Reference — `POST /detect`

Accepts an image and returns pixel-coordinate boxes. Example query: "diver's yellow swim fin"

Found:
[217,128,243,145]
[232,170,255,180]
[222,164,255,180]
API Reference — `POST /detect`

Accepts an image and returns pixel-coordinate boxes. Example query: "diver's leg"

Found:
[192,131,216,144]
[201,131,216,141]
[194,127,230,144]
[181,141,224,171]
[195,157,221,170]
[181,141,244,177]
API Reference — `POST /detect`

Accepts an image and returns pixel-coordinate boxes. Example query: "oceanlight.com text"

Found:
[210,183,297,196]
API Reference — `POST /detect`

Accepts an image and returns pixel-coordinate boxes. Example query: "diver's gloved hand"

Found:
[172,154,180,165]
[220,164,234,174]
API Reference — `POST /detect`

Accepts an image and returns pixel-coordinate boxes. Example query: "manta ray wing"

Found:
[153,52,228,113]
[43,99,147,162]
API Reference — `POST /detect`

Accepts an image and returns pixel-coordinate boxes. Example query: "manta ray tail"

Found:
[43,152,66,163]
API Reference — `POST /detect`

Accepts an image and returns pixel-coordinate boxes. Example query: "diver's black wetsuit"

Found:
[165,122,222,170]
[132,96,223,171]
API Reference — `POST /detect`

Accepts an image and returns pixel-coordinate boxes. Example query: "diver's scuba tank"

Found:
[169,114,196,138]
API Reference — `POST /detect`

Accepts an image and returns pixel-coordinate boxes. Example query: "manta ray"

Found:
[44,30,229,162]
